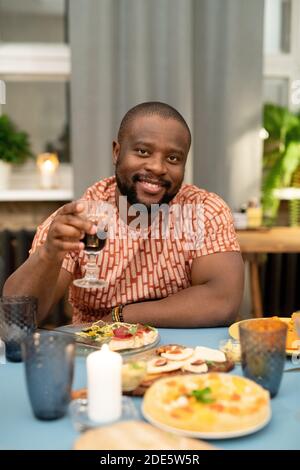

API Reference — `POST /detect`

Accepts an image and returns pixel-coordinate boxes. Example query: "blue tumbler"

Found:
[23,331,75,420]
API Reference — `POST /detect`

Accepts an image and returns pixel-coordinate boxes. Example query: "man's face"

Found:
[113,115,190,209]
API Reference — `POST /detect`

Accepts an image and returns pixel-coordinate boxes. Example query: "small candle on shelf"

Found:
[36,153,59,189]
[87,344,122,423]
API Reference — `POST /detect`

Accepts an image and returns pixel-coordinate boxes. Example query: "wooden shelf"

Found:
[0,189,73,201]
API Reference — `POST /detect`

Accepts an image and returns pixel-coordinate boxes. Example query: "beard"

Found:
[115,165,179,211]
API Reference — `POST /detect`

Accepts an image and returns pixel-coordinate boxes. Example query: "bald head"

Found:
[117,101,191,149]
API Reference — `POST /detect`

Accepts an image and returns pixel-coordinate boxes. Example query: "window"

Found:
[264,0,291,54]
[0,0,71,161]
[263,0,300,110]
[263,77,289,106]
[5,81,69,161]
[0,0,66,43]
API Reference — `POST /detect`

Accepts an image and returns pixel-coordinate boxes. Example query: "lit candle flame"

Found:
[36,153,59,189]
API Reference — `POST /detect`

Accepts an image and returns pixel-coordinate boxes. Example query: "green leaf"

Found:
[129,325,137,335]
[262,103,300,224]
[264,103,285,141]
[190,387,216,404]
[281,142,300,186]
[0,114,33,164]
[129,362,144,370]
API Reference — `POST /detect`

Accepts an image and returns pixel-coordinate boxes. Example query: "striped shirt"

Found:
[31,176,240,323]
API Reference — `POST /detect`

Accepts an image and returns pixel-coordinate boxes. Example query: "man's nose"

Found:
[144,155,167,175]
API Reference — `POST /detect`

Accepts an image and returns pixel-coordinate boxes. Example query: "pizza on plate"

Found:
[143,373,270,436]
[76,322,158,351]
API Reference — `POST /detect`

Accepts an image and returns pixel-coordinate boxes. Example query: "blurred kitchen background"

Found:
[0,0,299,325]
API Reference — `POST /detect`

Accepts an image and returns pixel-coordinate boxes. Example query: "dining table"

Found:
[236,227,300,318]
[1,325,299,450]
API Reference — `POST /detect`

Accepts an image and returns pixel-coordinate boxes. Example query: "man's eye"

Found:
[137,149,149,156]
[168,155,179,163]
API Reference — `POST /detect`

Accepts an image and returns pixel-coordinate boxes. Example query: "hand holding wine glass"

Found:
[73,200,109,289]
[43,201,95,263]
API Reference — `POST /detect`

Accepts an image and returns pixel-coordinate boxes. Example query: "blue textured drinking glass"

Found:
[0,296,37,362]
[22,331,75,420]
[239,319,287,398]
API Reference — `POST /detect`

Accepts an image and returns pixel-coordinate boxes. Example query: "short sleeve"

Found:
[29,210,58,255]
[190,192,240,258]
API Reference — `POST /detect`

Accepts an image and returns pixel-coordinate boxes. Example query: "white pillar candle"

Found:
[40,160,56,189]
[87,344,122,423]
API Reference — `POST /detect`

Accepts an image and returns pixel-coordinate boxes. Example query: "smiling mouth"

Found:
[132,173,171,197]
[137,179,165,195]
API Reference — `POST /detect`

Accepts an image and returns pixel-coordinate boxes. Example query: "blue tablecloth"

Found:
[1,326,300,450]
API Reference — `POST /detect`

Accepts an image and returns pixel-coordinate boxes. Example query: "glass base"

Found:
[6,341,22,362]
[69,397,139,432]
[73,278,108,289]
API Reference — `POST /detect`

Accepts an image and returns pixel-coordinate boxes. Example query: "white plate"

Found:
[56,323,160,357]
[142,404,271,440]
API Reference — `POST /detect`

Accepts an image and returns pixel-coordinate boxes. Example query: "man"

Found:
[3,102,244,327]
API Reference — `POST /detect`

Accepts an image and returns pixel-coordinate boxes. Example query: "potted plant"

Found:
[0,114,33,189]
[262,103,300,225]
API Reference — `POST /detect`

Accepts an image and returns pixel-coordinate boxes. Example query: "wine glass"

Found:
[73,200,109,289]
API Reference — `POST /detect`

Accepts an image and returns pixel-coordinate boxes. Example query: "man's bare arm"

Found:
[3,201,96,323]
[3,248,71,323]
[103,252,244,327]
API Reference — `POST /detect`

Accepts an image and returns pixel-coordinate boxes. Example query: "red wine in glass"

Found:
[73,200,109,289]
[82,231,107,253]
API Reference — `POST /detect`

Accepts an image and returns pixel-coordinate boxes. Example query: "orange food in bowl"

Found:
[240,318,287,349]
[285,313,300,350]
[245,318,285,332]
[270,314,300,350]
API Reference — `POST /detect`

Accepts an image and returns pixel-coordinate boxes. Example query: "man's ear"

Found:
[112,141,120,166]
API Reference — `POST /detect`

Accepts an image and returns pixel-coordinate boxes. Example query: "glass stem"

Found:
[85,253,99,281]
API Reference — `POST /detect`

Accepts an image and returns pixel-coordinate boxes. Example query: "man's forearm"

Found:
[3,246,63,322]
[112,283,238,328]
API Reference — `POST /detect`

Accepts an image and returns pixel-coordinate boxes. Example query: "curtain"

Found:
[69,0,264,209]
[193,0,264,208]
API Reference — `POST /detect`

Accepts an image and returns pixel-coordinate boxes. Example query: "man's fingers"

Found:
[52,239,84,252]
[57,215,96,234]
[48,201,97,255]
[52,223,83,240]
[59,201,85,216]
